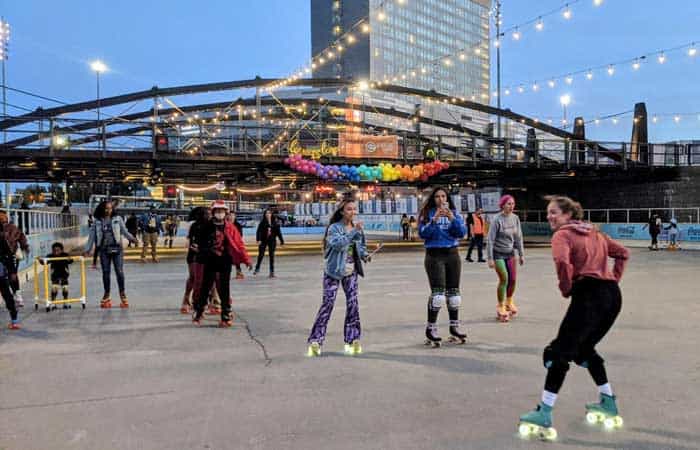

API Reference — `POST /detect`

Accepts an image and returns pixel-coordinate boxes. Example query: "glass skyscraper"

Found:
[311,0,491,102]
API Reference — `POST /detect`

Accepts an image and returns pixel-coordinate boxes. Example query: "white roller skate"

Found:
[424,323,442,348]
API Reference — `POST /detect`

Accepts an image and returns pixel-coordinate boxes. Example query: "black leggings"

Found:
[255,240,277,274]
[1,276,17,321]
[196,254,233,321]
[424,247,461,292]
[544,278,622,393]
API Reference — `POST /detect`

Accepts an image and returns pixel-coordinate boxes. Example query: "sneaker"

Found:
[465,257,474,262]
[478,259,487,263]
[269,273,276,279]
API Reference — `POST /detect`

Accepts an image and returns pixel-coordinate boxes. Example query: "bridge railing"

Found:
[5,120,700,169]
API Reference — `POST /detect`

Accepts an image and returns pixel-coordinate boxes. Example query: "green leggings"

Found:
[494,257,517,304]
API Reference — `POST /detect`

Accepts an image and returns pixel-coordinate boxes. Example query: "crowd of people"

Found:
[0,189,631,440]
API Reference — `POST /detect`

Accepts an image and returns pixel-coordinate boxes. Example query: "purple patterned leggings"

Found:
[308,273,361,345]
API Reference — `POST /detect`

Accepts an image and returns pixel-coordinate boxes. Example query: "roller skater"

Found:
[0,219,20,329]
[191,200,251,327]
[40,242,73,309]
[307,199,371,357]
[487,195,524,322]
[418,187,467,347]
[0,210,30,308]
[84,201,137,309]
[518,196,629,440]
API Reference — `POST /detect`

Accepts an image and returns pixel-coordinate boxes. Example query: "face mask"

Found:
[214,212,226,220]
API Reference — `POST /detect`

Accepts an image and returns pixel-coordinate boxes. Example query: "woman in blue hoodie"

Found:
[419,187,468,347]
[307,199,370,357]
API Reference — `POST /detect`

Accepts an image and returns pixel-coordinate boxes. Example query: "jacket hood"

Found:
[557,220,594,235]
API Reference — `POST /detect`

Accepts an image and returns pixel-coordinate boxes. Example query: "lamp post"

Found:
[559,94,571,128]
[1,18,10,207]
[90,60,107,123]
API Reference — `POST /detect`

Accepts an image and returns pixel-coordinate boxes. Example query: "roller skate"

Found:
[424,323,442,347]
[306,341,322,357]
[8,320,20,330]
[585,394,623,430]
[219,318,233,328]
[447,320,467,344]
[497,303,510,322]
[344,340,362,356]
[518,403,557,441]
[180,304,191,314]
[119,294,129,309]
[100,296,112,309]
[192,311,203,326]
[235,272,245,280]
[505,297,518,318]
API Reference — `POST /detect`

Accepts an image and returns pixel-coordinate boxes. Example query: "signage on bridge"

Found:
[337,133,399,159]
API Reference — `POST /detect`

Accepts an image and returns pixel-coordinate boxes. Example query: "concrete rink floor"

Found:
[1,247,699,450]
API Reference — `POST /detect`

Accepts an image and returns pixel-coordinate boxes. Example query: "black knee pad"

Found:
[543,345,571,372]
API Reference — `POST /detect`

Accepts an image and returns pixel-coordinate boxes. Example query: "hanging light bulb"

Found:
[474,47,482,55]
[512,28,521,40]
[674,115,681,123]
[586,70,593,80]
[632,59,641,70]
[532,83,539,91]
[594,119,601,125]
[494,39,501,48]
[535,18,544,31]
[594,0,603,5]
[377,9,386,21]
[517,85,525,93]
[689,44,697,57]
[658,52,666,64]
[548,80,556,88]
[504,89,511,95]
[652,116,658,123]
[563,5,572,19]
[607,65,615,75]
[565,76,573,84]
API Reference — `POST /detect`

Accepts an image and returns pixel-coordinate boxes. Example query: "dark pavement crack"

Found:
[233,309,271,367]
[0,390,176,411]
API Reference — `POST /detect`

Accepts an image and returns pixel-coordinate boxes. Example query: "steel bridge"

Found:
[1,77,694,185]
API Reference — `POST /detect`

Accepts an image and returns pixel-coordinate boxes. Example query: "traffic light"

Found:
[155,134,169,152]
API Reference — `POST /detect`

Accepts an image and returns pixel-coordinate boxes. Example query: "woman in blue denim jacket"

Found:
[307,199,370,357]
[84,201,136,308]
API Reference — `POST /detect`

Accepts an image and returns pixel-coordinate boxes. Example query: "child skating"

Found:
[518,195,629,441]
[307,199,371,357]
[418,187,468,347]
[40,242,74,309]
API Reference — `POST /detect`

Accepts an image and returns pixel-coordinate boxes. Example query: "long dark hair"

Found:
[261,209,276,227]
[323,199,355,250]
[418,187,456,223]
[93,201,112,220]
[188,206,209,223]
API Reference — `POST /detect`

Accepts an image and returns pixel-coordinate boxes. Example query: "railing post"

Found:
[594,143,599,169]
[564,140,570,170]
[606,209,610,223]
[536,139,541,169]
[621,142,627,170]
[471,137,477,168]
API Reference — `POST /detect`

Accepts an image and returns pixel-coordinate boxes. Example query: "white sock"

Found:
[598,383,613,396]
[541,390,558,407]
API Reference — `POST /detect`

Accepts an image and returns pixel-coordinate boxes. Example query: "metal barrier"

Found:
[33,256,87,312]
[3,208,81,235]
[519,207,700,224]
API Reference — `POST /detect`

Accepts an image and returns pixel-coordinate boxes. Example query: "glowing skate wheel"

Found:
[614,416,623,427]
[518,424,531,436]
[543,428,557,441]
[586,412,599,424]
[604,418,616,430]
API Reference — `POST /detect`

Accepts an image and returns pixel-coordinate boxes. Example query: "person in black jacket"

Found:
[0,221,19,329]
[254,209,284,278]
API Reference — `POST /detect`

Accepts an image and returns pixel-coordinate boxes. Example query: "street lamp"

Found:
[90,60,107,123]
[559,94,571,126]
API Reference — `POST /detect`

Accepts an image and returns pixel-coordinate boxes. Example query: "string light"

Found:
[535,17,544,31]
[586,70,593,80]
[512,28,521,40]
[563,5,572,19]
[632,59,641,70]
[607,65,615,75]
[658,53,666,64]
[594,0,603,5]
[689,44,697,57]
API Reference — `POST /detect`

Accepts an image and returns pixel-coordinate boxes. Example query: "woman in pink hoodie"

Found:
[518,195,630,440]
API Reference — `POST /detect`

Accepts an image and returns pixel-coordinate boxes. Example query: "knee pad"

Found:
[542,345,570,372]
[51,285,59,294]
[575,351,604,368]
[62,286,69,294]
[447,295,461,310]
[428,293,445,311]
